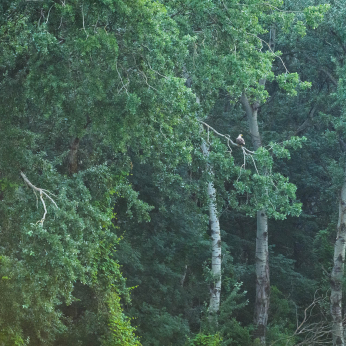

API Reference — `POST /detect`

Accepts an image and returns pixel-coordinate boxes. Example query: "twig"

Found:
[45,4,55,24]
[58,17,63,30]
[143,55,169,79]
[138,68,159,92]
[116,62,129,95]
[20,172,58,226]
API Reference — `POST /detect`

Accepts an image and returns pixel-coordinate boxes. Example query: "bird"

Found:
[236,134,245,146]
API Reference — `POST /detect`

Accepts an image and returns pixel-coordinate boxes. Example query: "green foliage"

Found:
[294,20,307,37]
[276,72,311,96]
[218,283,252,346]
[220,320,252,346]
[233,139,304,220]
[0,0,194,343]
[304,5,331,29]
[186,333,222,346]
[0,0,341,345]
[313,228,334,270]
[102,293,141,346]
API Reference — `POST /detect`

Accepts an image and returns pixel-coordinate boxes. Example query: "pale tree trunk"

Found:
[330,160,346,346]
[192,84,221,320]
[241,92,269,344]
[201,140,222,324]
[254,209,269,343]
[239,27,275,344]
[207,179,222,316]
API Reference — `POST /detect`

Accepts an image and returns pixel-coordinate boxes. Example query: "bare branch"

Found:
[116,62,129,95]
[20,172,58,225]
[45,4,55,24]
[198,120,255,154]
[58,16,63,30]
[81,4,88,39]
[138,68,159,92]
[269,290,333,346]
[199,120,260,184]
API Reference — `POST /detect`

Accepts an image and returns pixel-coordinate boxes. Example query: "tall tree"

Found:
[201,139,222,324]
[240,28,275,343]
[241,89,270,344]
[0,0,197,344]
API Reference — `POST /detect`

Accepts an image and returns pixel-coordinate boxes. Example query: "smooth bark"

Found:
[330,161,346,346]
[241,90,263,149]
[241,87,269,345]
[201,140,222,322]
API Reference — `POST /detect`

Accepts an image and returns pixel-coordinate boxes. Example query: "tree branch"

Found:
[303,53,338,87]
[20,172,58,225]
[198,120,255,154]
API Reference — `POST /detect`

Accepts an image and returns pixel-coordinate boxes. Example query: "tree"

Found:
[0,0,197,344]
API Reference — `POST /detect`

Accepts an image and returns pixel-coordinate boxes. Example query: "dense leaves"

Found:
[0,0,341,345]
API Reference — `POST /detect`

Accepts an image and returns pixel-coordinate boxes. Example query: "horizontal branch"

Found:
[198,120,255,154]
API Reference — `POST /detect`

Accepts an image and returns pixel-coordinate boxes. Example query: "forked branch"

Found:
[20,172,58,225]
[199,120,259,179]
[199,120,255,154]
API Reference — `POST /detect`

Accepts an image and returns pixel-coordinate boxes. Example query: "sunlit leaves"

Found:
[304,5,331,30]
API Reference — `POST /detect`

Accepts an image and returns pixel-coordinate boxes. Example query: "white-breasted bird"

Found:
[236,134,245,146]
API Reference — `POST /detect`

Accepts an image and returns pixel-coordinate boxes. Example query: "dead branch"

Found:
[269,290,333,346]
[198,120,255,154]
[20,172,58,226]
[81,4,88,39]
[199,120,259,181]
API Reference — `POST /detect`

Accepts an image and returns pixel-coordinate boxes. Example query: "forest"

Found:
[1,0,346,345]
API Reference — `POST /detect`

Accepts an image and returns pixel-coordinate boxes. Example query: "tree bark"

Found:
[330,161,346,346]
[241,92,269,344]
[68,137,80,175]
[241,90,263,149]
[201,140,222,324]
[254,209,269,343]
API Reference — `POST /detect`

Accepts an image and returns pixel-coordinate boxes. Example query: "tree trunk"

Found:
[330,161,346,346]
[239,26,275,344]
[254,209,269,343]
[201,140,222,324]
[241,90,269,345]
[208,179,222,316]
[68,137,80,175]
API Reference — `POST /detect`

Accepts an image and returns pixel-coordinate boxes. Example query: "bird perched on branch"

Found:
[236,134,245,146]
